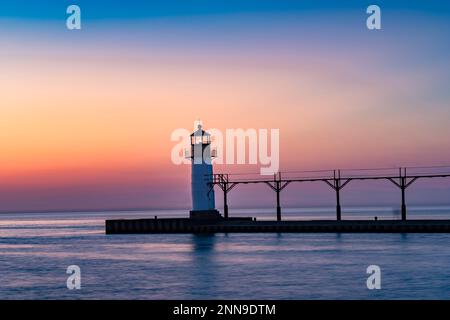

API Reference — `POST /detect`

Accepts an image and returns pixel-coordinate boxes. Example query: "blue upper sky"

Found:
[1,0,449,20]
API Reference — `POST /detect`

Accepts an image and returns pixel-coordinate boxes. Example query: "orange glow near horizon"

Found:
[3,50,448,177]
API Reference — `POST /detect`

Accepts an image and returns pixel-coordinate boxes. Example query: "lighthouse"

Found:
[187,124,222,219]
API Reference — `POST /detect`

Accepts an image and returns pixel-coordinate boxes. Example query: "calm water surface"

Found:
[1,208,450,299]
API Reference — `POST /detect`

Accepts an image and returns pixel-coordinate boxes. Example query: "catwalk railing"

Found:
[207,166,450,221]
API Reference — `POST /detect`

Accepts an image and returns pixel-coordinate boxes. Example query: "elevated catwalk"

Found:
[105,166,450,234]
[105,217,450,234]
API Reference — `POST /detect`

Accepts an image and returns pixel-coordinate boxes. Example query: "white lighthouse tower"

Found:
[187,124,221,219]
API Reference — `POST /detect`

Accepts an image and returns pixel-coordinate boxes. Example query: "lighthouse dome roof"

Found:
[190,124,210,136]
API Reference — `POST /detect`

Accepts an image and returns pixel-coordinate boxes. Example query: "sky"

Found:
[1,1,450,212]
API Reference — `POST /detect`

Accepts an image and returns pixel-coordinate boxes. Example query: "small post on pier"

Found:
[336,188,341,221]
[335,170,342,221]
[275,173,282,221]
[324,170,350,222]
[387,167,415,221]
[223,185,229,219]
[400,168,407,221]
[265,173,288,222]
[216,174,235,220]
[276,191,281,221]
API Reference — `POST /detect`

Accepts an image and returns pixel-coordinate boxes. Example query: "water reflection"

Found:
[188,234,218,298]
[191,234,217,253]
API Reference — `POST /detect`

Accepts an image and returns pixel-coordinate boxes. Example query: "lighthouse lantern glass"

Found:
[191,133,210,145]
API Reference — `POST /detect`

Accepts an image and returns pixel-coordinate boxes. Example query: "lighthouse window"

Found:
[191,135,210,145]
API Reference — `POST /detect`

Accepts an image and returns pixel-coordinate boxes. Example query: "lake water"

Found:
[1,207,450,299]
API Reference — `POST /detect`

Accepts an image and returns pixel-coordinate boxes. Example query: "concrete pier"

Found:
[105,218,450,234]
